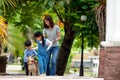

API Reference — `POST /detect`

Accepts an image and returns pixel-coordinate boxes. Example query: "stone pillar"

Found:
[106,0,120,42]
[99,0,120,80]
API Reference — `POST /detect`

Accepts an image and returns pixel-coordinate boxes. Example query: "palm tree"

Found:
[0,0,16,14]
[0,16,8,54]
[95,0,106,42]
[0,0,16,51]
[0,16,8,73]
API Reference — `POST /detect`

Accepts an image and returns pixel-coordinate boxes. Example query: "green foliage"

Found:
[0,0,100,70]
[2,1,44,39]
[7,24,26,58]
[73,13,99,49]
[65,53,73,73]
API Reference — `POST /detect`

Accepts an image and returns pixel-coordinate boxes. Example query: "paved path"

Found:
[1,64,104,80]
[6,65,24,75]
[0,76,104,80]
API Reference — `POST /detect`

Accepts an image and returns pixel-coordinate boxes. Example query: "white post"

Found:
[101,0,120,46]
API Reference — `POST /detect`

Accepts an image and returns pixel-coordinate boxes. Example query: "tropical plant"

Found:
[95,0,106,41]
[7,25,26,58]
[0,0,17,15]
[0,16,8,54]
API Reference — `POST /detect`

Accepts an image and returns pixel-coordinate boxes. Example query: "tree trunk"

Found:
[96,0,106,42]
[0,56,7,73]
[0,45,2,55]
[56,22,76,75]
[98,0,106,6]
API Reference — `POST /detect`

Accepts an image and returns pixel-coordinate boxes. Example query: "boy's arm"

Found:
[46,39,52,51]
[33,50,38,56]
[24,50,27,62]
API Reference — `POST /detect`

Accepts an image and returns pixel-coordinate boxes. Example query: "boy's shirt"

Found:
[24,49,37,63]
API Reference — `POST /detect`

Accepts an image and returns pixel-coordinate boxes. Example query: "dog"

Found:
[28,56,38,76]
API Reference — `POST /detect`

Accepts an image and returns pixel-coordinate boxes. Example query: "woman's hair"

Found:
[25,40,31,46]
[34,32,45,46]
[44,15,55,28]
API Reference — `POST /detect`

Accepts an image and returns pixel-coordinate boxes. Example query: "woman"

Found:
[43,15,61,75]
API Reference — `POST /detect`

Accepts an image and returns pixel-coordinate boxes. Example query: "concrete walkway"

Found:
[0,64,104,80]
[0,76,104,80]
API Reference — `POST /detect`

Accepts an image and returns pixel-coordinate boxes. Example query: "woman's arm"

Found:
[56,31,61,41]
[53,31,61,43]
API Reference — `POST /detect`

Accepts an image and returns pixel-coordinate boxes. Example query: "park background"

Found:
[0,0,105,77]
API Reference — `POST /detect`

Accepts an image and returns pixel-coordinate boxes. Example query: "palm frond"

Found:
[0,0,17,14]
[0,16,8,47]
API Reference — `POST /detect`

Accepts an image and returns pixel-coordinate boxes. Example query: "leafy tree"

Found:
[0,0,44,39]
[41,0,99,75]
[0,0,44,57]
[6,1,44,39]
[0,0,100,75]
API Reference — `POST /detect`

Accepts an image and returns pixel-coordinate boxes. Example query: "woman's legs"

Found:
[46,49,52,75]
[50,46,59,75]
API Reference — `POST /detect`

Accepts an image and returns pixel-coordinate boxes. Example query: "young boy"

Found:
[24,40,37,75]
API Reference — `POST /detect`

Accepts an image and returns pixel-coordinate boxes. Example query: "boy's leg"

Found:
[24,62,29,75]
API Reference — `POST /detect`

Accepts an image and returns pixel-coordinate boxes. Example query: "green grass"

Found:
[68,68,93,77]
[7,63,21,66]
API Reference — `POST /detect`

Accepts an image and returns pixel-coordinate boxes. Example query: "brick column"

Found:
[99,47,120,80]
[98,48,106,78]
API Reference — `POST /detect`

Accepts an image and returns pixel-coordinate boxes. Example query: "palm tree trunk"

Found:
[95,0,106,42]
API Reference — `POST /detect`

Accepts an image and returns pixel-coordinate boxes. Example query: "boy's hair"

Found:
[25,40,31,46]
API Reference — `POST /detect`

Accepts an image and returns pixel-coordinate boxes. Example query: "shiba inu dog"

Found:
[28,56,38,76]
